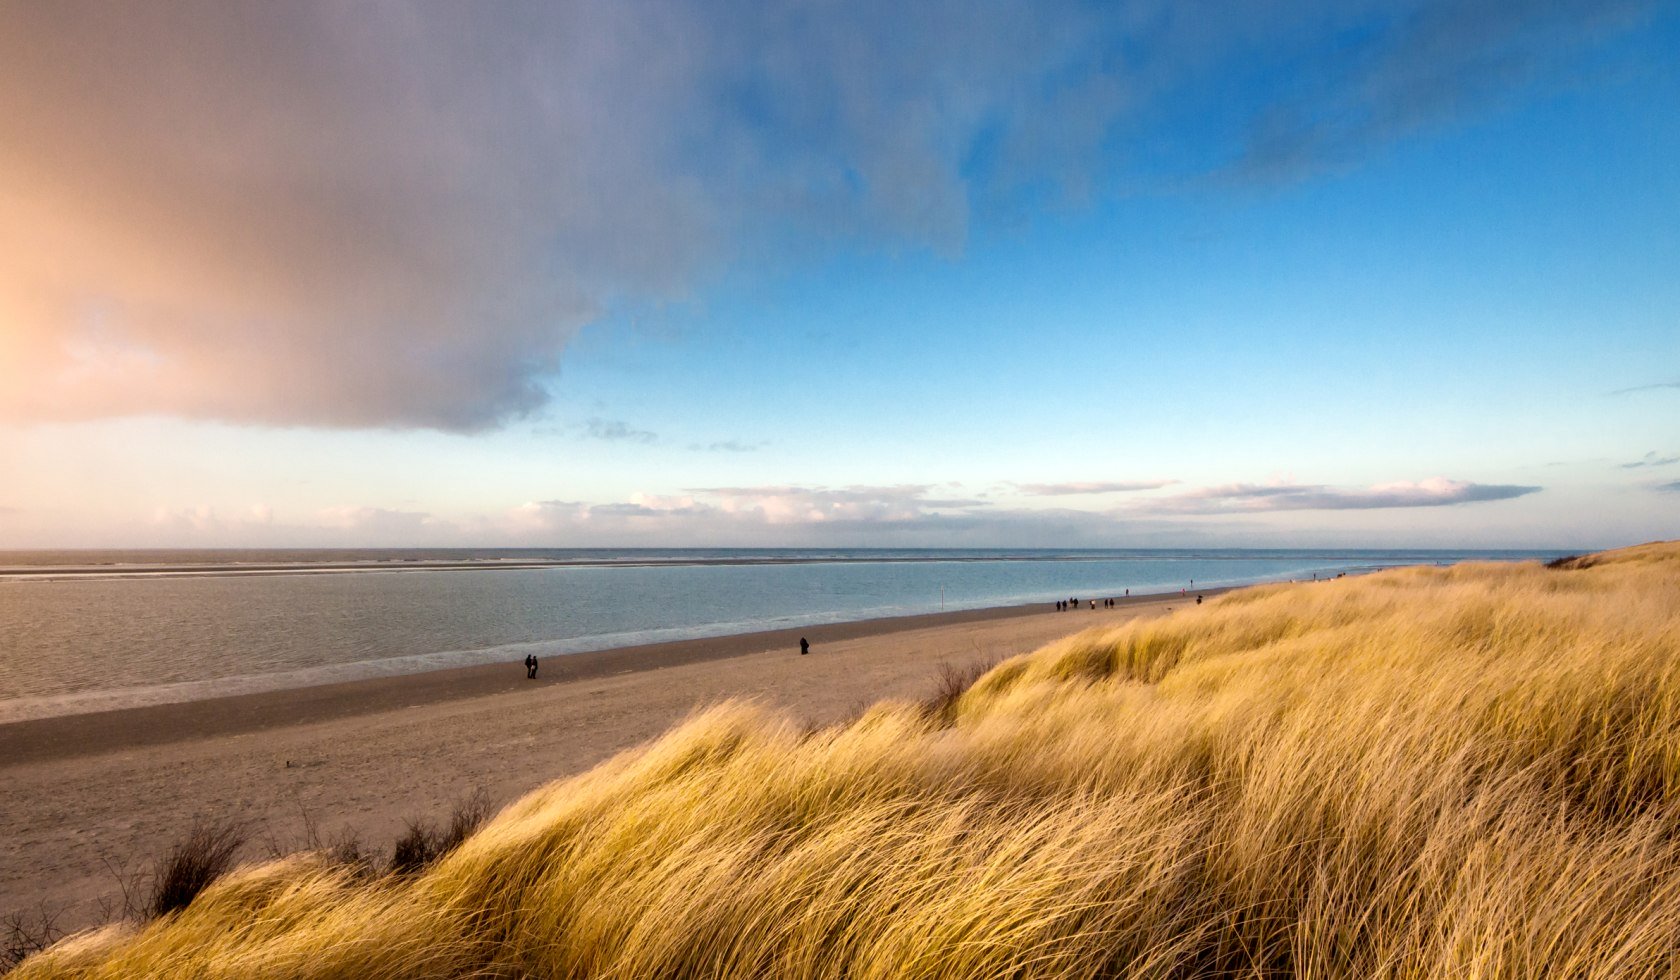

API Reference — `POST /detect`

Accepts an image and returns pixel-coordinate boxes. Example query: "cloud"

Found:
[317,506,442,535]
[1234,0,1663,179]
[148,503,276,535]
[582,418,658,444]
[688,485,989,524]
[1610,381,1680,396]
[691,440,767,453]
[1015,480,1177,496]
[1126,478,1540,514]
[1657,481,1680,494]
[515,484,992,536]
[0,1,1659,430]
[1621,451,1680,469]
[514,487,1141,546]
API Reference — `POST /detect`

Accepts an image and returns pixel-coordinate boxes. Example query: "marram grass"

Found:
[14,543,1680,978]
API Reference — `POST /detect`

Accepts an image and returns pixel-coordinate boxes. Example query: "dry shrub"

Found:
[145,822,246,919]
[920,658,998,726]
[1,908,62,972]
[389,789,495,876]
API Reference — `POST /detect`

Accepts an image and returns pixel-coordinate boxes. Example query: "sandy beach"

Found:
[0,592,1195,930]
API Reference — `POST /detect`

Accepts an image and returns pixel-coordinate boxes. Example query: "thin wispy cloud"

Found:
[1610,381,1680,396]
[0,0,1658,431]
[1657,481,1680,494]
[1621,451,1680,469]
[1125,478,1540,515]
[582,418,658,444]
[1236,0,1662,180]
[1014,480,1177,496]
[691,440,767,453]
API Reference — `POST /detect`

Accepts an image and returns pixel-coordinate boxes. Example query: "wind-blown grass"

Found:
[12,542,1680,978]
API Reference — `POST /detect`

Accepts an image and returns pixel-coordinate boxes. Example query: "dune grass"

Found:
[11,542,1680,978]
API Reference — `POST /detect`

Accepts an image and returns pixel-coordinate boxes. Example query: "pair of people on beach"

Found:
[523,653,538,679]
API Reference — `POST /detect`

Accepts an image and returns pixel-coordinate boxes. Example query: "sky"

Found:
[1,0,1677,549]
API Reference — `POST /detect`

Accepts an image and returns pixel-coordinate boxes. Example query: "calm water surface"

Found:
[0,548,1566,722]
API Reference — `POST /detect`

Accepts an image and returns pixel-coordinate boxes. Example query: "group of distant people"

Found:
[1055,595,1124,611]
[1055,585,1215,611]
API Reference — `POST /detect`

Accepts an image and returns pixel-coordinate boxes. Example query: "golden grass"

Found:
[13,542,1680,978]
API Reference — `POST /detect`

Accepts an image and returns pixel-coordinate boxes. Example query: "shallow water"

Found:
[0,548,1562,722]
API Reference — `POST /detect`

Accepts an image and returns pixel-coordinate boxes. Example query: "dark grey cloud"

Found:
[1621,451,1680,469]
[1015,480,1177,496]
[1128,478,1540,514]
[0,0,1659,429]
[582,418,658,444]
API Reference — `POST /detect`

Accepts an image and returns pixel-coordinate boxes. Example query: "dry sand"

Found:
[0,594,1194,930]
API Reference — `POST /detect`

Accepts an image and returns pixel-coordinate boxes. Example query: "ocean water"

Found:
[0,548,1565,723]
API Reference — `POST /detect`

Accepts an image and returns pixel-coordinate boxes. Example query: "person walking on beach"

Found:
[799,637,810,656]
[524,653,538,679]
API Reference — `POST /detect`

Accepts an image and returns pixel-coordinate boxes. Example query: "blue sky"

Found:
[0,0,1676,548]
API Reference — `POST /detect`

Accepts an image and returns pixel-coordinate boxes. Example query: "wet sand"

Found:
[0,591,1205,930]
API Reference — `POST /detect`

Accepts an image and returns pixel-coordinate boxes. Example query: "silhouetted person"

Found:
[799,637,809,656]
[1196,594,1203,605]
[524,654,538,679]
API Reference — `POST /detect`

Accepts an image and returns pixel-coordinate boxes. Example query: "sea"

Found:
[0,547,1568,724]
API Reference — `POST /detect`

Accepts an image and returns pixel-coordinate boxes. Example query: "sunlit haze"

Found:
[2,1,1676,549]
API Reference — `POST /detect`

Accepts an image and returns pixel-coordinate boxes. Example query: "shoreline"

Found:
[0,589,1225,769]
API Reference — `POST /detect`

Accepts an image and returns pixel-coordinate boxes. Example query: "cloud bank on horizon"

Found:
[142,477,1533,548]
[116,475,1547,549]
[0,0,1663,432]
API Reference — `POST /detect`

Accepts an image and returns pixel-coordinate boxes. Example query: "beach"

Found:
[0,593,1191,931]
